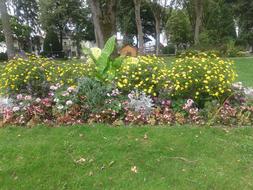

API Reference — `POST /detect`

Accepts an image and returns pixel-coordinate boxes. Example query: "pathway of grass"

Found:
[1,125,253,189]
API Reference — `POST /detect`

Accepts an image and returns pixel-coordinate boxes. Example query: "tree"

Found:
[0,0,15,58]
[193,0,203,45]
[40,0,95,56]
[1,16,33,51]
[69,3,95,57]
[233,0,253,50]
[133,0,144,54]
[12,0,39,52]
[88,0,117,48]
[43,29,62,55]
[201,0,236,45]
[117,0,137,46]
[166,9,192,48]
[148,0,172,55]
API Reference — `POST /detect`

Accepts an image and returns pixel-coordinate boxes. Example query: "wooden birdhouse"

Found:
[119,45,138,57]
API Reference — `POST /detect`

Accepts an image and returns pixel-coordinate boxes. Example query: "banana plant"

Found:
[83,36,124,83]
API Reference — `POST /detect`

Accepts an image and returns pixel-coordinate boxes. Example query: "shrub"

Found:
[0,55,90,97]
[176,49,221,58]
[0,55,53,96]
[161,44,176,55]
[126,90,154,115]
[53,77,125,122]
[0,52,8,61]
[115,55,170,96]
[168,53,237,103]
[48,61,90,86]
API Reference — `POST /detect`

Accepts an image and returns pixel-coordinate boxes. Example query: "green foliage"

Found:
[115,56,170,96]
[0,52,8,61]
[43,30,62,54]
[0,16,32,51]
[76,77,112,115]
[166,9,192,46]
[84,36,124,83]
[161,44,176,55]
[224,40,245,57]
[39,0,94,49]
[168,53,237,103]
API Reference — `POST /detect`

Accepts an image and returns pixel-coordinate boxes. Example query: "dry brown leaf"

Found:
[131,166,138,173]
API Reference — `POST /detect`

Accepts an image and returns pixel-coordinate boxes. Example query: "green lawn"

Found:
[1,126,253,189]
[232,57,253,86]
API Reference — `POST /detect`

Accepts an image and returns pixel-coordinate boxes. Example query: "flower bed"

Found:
[0,38,252,127]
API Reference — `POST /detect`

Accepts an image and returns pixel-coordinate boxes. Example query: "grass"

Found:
[1,125,253,189]
[232,57,253,87]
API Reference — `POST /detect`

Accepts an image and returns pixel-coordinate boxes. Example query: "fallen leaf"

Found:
[101,164,106,170]
[131,166,138,173]
[109,161,115,167]
[89,171,93,176]
[144,133,148,140]
[74,157,86,164]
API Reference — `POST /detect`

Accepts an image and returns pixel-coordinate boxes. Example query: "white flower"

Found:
[35,98,41,103]
[67,87,75,92]
[57,105,64,110]
[50,85,58,90]
[12,106,20,112]
[244,88,253,96]
[66,100,73,106]
[62,91,70,97]
[24,95,32,100]
[54,98,59,103]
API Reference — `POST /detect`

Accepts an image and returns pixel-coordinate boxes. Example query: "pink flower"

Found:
[48,92,54,97]
[41,98,52,107]
[17,94,23,100]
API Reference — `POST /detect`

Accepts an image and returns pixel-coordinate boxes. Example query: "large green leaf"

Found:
[83,47,98,63]
[112,56,124,69]
[96,36,116,73]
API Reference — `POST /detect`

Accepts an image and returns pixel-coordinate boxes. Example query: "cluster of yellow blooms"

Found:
[0,55,91,94]
[168,53,237,99]
[0,52,237,101]
[115,55,170,96]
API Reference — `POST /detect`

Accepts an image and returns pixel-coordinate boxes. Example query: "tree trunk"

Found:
[76,38,82,58]
[0,0,15,58]
[59,30,63,51]
[134,0,144,54]
[154,16,161,55]
[194,0,203,45]
[88,0,117,48]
